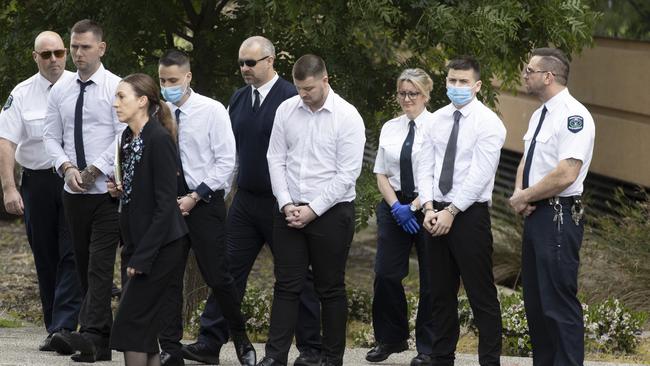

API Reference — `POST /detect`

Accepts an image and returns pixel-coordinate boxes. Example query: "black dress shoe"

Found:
[365,340,409,362]
[181,341,220,364]
[232,332,256,366]
[294,348,320,366]
[257,357,285,366]
[68,332,112,363]
[50,329,75,355]
[38,334,55,352]
[161,351,185,366]
[410,353,433,366]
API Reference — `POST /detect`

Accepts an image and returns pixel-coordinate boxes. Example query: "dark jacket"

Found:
[119,118,188,274]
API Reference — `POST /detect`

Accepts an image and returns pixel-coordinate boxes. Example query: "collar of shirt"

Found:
[541,87,569,114]
[252,72,279,104]
[76,63,107,87]
[34,72,53,92]
[171,88,197,116]
[443,97,480,120]
[297,86,334,114]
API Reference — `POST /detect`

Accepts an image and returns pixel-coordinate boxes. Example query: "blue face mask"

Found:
[161,78,188,104]
[446,85,474,106]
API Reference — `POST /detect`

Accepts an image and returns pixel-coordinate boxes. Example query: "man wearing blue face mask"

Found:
[417,56,506,365]
[156,49,256,366]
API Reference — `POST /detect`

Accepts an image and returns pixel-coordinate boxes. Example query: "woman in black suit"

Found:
[107,73,188,366]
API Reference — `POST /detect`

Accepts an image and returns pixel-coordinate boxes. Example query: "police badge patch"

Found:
[2,95,13,111]
[567,115,583,133]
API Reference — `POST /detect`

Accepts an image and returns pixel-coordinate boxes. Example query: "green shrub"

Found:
[584,298,648,354]
[499,292,532,356]
[347,287,373,323]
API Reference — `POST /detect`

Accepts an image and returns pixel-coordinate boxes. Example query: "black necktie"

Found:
[175,109,190,195]
[439,110,462,195]
[253,89,260,112]
[74,80,93,169]
[399,120,416,198]
[522,106,548,189]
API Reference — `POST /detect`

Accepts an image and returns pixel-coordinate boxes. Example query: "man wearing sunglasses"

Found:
[0,30,82,355]
[183,36,322,366]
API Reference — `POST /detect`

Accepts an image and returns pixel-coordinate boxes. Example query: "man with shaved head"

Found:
[0,30,82,353]
[182,36,322,366]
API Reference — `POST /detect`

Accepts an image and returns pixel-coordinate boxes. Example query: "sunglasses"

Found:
[238,55,270,67]
[36,49,66,59]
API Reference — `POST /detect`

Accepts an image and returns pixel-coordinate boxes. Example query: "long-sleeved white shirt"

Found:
[417,98,506,211]
[168,90,236,200]
[267,88,366,216]
[43,64,124,194]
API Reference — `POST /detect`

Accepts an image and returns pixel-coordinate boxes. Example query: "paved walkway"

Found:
[1,326,648,366]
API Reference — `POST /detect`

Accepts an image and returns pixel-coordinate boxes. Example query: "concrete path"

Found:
[0,326,647,366]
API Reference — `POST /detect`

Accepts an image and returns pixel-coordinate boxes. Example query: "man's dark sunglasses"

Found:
[36,49,66,59]
[238,55,270,67]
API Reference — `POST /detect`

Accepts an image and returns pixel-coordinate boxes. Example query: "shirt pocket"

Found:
[22,111,46,139]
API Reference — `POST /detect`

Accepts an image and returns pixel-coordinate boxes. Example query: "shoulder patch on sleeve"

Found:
[567,115,583,133]
[2,95,13,111]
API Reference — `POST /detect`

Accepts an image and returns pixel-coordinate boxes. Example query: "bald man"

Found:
[0,31,82,353]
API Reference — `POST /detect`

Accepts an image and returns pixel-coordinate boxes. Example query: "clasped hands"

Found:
[390,202,420,234]
[283,204,317,229]
[64,164,101,192]
[509,188,536,217]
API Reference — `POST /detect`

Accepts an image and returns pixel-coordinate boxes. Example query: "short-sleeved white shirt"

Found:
[373,110,434,192]
[523,88,595,196]
[0,71,75,170]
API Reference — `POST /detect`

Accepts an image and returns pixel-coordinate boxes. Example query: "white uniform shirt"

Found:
[251,72,279,107]
[373,110,434,192]
[168,90,236,198]
[417,98,506,211]
[267,89,366,216]
[0,71,75,170]
[43,64,124,194]
[523,88,595,196]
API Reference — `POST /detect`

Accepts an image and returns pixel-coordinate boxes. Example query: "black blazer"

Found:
[119,119,188,274]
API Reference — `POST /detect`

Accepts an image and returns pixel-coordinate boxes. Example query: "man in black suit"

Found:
[182,36,322,366]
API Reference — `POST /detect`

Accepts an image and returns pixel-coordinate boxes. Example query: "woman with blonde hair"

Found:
[366,68,436,365]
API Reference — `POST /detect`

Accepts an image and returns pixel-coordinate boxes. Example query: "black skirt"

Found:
[110,206,186,353]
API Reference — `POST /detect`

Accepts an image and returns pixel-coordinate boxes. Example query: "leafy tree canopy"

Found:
[1,0,598,130]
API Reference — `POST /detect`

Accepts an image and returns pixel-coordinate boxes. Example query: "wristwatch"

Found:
[444,204,460,216]
[409,203,418,212]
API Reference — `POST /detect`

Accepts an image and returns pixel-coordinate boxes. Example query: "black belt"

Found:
[22,167,57,176]
[532,196,581,207]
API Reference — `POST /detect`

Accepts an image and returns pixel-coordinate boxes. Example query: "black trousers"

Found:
[265,202,355,365]
[159,194,247,357]
[62,192,119,340]
[426,202,501,366]
[522,200,584,366]
[197,189,322,352]
[22,169,82,334]
[373,200,434,354]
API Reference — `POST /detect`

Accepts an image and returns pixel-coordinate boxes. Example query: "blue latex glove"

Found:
[402,217,420,234]
[390,202,420,234]
[390,202,411,225]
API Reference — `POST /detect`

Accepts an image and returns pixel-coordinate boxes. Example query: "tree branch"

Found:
[182,0,199,26]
